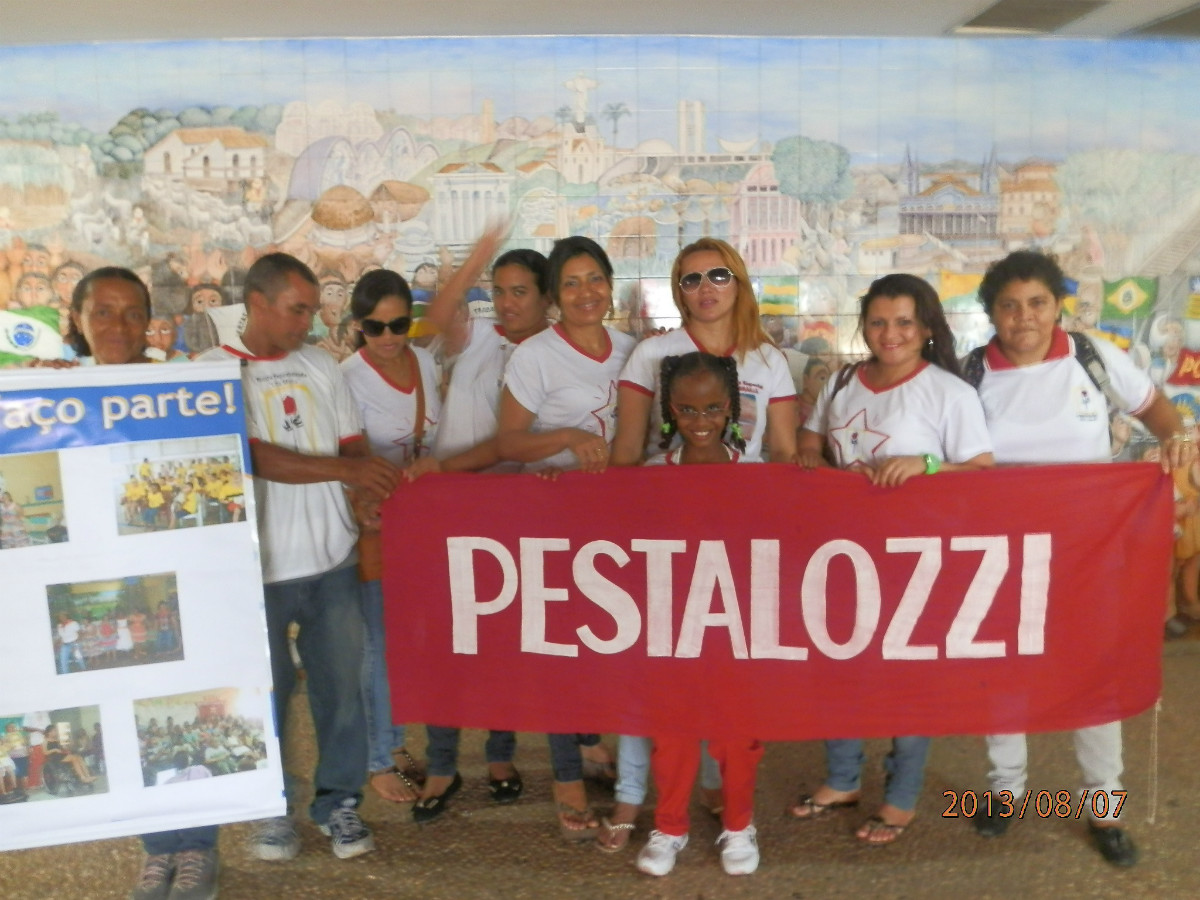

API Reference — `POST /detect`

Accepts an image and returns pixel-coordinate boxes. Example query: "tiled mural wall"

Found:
[2,35,1200,445]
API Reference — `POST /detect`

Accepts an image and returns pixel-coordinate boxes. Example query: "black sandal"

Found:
[488,770,523,804]
[412,772,462,825]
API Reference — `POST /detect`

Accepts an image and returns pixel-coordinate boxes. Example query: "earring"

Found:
[660,422,672,435]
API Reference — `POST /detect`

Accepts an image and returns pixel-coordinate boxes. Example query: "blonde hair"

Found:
[670,238,770,360]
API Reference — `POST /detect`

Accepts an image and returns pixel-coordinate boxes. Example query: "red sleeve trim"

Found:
[767,393,798,404]
[619,379,654,397]
[339,434,366,447]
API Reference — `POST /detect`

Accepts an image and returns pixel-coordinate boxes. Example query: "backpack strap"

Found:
[1068,331,1124,414]
[962,346,987,389]
[828,360,862,405]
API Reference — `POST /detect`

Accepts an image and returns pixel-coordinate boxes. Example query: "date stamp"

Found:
[942,790,1126,820]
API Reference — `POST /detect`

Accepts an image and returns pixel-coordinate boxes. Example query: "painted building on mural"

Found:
[1,33,1200,402]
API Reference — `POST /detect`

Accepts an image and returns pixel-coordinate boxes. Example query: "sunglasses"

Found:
[360,316,412,337]
[679,267,735,293]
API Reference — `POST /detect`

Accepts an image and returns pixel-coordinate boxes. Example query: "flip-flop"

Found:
[595,816,636,853]
[789,794,860,820]
[856,815,909,845]
[557,804,599,842]
[370,767,419,803]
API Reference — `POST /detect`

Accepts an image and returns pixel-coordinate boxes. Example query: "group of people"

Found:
[119,456,245,532]
[137,714,268,787]
[30,229,1188,900]
[51,600,181,674]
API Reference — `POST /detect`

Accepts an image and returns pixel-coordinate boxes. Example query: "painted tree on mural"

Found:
[602,102,630,147]
[1055,149,1200,273]
[771,135,854,229]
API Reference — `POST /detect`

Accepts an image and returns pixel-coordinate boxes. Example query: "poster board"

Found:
[0,360,283,851]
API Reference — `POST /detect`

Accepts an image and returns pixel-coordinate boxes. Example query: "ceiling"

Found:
[2,0,1200,45]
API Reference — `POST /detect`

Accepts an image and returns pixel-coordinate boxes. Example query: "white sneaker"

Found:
[636,829,688,876]
[717,824,759,875]
[250,815,300,861]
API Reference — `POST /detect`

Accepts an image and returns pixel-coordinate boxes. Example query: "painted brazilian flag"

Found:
[0,305,63,366]
[757,277,798,316]
[1102,276,1157,320]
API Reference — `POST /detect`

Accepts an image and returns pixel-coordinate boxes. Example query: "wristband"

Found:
[923,453,941,475]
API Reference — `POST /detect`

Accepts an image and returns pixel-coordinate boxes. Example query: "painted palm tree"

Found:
[602,102,630,146]
[554,105,573,129]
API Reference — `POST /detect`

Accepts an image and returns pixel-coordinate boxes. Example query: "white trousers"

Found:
[985,721,1124,822]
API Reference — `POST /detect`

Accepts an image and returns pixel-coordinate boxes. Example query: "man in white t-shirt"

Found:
[55,612,84,674]
[202,253,399,863]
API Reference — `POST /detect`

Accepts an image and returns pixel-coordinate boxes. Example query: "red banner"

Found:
[382,464,1171,740]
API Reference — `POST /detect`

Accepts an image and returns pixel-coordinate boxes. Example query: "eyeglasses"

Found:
[360,316,412,337]
[670,401,731,420]
[145,326,174,336]
[679,267,734,293]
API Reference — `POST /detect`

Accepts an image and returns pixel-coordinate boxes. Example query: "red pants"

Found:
[651,735,763,836]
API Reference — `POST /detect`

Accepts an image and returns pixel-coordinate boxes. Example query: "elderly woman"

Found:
[793,273,993,844]
[497,235,635,840]
[966,250,1194,867]
[50,267,220,899]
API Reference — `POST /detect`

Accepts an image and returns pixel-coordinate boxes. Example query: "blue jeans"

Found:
[265,563,367,825]
[426,726,517,777]
[825,736,930,812]
[141,826,218,854]
[547,733,600,783]
[57,641,84,674]
[360,580,406,773]
[616,735,722,805]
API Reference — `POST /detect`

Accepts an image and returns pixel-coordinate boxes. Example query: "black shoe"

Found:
[1089,823,1139,867]
[488,769,523,805]
[412,772,462,825]
[972,805,1010,838]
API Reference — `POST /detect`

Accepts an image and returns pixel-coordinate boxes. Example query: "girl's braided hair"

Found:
[658,351,746,452]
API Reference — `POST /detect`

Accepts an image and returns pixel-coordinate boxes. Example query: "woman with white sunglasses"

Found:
[600,239,798,856]
[612,237,798,467]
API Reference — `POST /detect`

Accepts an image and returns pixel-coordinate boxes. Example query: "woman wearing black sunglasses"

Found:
[612,237,798,466]
[339,268,441,807]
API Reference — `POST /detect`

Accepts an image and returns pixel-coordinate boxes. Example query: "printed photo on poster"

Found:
[46,572,183,674]
[110,435,246,536]
[0,451,67,549]
[134,688,269,788]
[0,707,106,805]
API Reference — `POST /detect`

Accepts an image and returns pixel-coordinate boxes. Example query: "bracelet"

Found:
[923,453,941,475]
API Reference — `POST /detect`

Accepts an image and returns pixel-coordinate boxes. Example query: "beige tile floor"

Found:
[4,641,1198,899]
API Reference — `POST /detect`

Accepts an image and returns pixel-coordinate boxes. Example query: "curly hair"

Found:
[977,250,1068,317]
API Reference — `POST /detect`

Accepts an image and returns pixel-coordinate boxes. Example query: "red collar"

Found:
[983,327,1069,370]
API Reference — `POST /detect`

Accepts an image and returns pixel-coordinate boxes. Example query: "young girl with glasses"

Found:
[602,239,798,851]
[633,351,762,878]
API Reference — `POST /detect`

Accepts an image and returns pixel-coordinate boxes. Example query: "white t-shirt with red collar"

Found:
[974,328,1155,464]
[644,444,745,465]
[808,361,992,467]
[341,345,441,466]
[618,328,796,463]
[201,340,362,584]
[504,323,636,471]
[432,316,526,471]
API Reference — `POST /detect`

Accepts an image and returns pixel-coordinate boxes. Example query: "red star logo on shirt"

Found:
[589,380,617,439]
[827,408,889,465]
